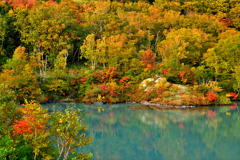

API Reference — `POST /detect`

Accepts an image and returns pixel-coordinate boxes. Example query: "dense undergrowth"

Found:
[0,84,92,159]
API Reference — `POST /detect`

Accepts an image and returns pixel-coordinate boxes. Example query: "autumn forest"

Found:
[0,0,240,159]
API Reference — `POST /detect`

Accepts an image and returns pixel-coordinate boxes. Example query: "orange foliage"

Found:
[7,0,37,8]
[13,102,47,136]
[162,68,168,74]
[206,91,217,102]
[177,71,186,82]
[119,77,128,83]
[141,49,156,69]
[230,92,238,99]
[218,17,233,27]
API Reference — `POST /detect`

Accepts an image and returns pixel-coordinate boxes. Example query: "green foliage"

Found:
[233,66,240,93]
[12,101,51,160]
[0,135,35,160]
[218,95,231,105]
[46,79,69,94]
[0,98,92,159]
[50,106,92,160]
[229,4,240,30]
[0,0,239,105]
[0,46,42,102]
[11,0,85,75]
[0,83,20,135]
[203,34,240,81]
[158,28,214,66]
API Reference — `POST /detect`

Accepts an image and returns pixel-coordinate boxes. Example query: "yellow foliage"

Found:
[97,94,105,101]
[107,81,119,91]
[46,80,68,93]
[155,78,167,88]
[182,79,187,83]
[0,69,15,83]
[8,9,14,17]
[164,82,170,88]
[226,93,231,97]
[0,47,42,101]
[206,81,223,92]
[59,119,63,123]
[155,81,162,88]
[13,46,28,60]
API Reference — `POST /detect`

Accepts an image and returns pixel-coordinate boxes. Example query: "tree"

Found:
[80,33,98,70]
[217,28,240,40]
[229,4,240,30]
[79,1,110,38]
[233,66,240,94]
[50,106,92,160]
[153,0,181,12]
[0,46,42,102]
[0,1,20,67]
[141,49,156,69]
[203,34,240,81]
[12,101,51,160]
[158,28,214,65]
[7,0,37,9]
[183,12,226,37]
[0,83,19,135]
[106,34,136,71]
[11,0,83,79]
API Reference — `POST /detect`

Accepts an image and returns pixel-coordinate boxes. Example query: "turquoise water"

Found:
[42,103,240,160]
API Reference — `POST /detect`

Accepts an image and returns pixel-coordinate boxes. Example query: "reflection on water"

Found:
[42,103,240,160]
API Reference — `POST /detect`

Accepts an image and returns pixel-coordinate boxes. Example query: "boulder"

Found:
[176,84,188,94]
[140,78,155,89]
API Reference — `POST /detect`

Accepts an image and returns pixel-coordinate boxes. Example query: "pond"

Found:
[42,102,240,160]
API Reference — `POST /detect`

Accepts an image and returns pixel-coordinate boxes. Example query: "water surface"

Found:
[42,103,240,160]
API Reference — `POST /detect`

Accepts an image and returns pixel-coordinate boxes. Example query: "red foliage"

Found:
[124,83,130,89]
[218,17,233,27]
[119,77,128,83]
[141,50,156,69]
[106,67,117,78]
[93,68,118,83]
[44,96,51,102]
[177,71,186,80]
[69,79,76,85]
[206,110,216,119]
[110,89,115,95]
[7,0,37,9]
[100,84,108,91]
[12,115,46,136]
[162,68,168,74]
[206,91,217,102]
[13,118,31,134]
[80,76,87,84]
[230,92,238,99]
[17,108,33,115]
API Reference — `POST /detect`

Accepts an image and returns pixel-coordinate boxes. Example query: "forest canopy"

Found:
[0,0,239,105]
